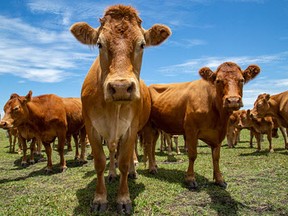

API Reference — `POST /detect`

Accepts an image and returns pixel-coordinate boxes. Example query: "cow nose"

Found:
[0,121,7,128]
[107,80,136,100]
[225,96,243,109]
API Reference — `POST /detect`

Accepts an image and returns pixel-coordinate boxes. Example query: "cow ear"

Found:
[199,67,216,83]
[70,22,99,45]
[25,90,32,103]
[243,65,260,83]
[247,109,251,116]
[144,24,171,46]
[265,94,270,101]
[10,93,20,100]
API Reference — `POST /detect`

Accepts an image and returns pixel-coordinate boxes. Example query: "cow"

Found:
[62,97,87,163]
[4,127,20,153]
[250,92,288,149]
[70,4,171,214]
[141,62,260,190]
[0,91,68,172]
[226,110,246,148]
[160,131,180,155]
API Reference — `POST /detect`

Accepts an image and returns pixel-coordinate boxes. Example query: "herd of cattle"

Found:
[0,4,287,214]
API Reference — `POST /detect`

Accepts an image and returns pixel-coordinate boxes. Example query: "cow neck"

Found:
[268,97,280,117]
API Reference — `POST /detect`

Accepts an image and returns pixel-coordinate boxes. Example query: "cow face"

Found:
[0,91,32,129]
[199,62,260,111]
[250,93,270,118]
[70,5,171,103]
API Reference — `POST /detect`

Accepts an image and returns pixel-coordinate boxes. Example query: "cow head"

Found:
[199,62,260,111]
[70,5,171,103]
[238,109,253,128]
[250,93,270,118]
[0,91,32,129]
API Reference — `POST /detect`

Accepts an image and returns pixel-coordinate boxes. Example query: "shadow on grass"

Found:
[74,177,145,215]
[138,168,248,216]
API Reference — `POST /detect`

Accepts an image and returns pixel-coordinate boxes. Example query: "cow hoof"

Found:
[186,181,198,190]
[215,181,227,189]
[108,174,117,183]
[90,202,107,213]
[149,169,158,175]
[117,203,132,215]
[60,166,67,173]
[29,160,35,165]
[44,169,53,174]
[21,162,28,168]
[87,154,94,160]
[128,172,138,180]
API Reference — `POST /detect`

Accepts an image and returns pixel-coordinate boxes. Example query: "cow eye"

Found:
[13,106,20,112]
[140,42,146,49]
[96,42,102,49]
[215,79,222,84]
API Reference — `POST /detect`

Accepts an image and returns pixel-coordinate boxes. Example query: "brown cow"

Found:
[70,4,171,214]
[0,91,68,172]
[62,97,87,163]
[250,92,288,149]
[226,110,246,148]
[160,131,180,155]
[141,62,260,189]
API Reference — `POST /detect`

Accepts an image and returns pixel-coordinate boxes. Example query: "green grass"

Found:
[0,129,287,215]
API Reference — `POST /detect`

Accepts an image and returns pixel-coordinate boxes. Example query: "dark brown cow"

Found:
[0,91,68,172]
[141,62,260,189]
[70,4,171,214]
[250,92,288,150]
[62,97,87,162]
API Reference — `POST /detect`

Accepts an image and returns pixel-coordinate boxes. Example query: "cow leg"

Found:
[43,142,53,173]
[12,133,17,153]
[79,128,87,164]
[249,130,254,148]
[160,131,165,152]
[185,133,198,189]
[128,146,138,179]
[211,145,227,188]
[73,133,80,161]
[267,131,274,153]
[108,149,117,182]
[29,138,36,164]
[174,136,180,155]
[279,127,288,149]
[166,134,172,156]
[66,135,72,151]
[90,130,108,213]
[116,135,136,215]
[8,131,12,152]
[255,132,261,152]
[19,136,28,167]
[57,132,67,172]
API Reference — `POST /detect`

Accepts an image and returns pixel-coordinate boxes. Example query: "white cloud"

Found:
[0,15,95,83]
[158,52,288,76]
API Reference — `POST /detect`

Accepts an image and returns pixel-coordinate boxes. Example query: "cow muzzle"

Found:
[105,79,139,102]
[224,96,243,110]
[0,120,12,129]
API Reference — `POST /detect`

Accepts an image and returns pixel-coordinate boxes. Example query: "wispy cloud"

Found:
[0,15,95,83]
[158,52,288,76]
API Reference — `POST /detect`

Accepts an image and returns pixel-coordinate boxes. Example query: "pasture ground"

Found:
[0,129,287,215]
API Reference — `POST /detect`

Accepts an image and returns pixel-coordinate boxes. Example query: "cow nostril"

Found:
[127,83,135,94]
[108,84,116,95]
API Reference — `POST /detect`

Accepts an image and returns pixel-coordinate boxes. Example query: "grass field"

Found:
[0,129,287,215]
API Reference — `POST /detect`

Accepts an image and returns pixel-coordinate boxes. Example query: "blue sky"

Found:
[1,0,288,117]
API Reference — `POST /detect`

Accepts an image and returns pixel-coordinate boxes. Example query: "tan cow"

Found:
[0,91,68,172]
[70,4,171,214]
[141,62,260,189]
[62,97,87,163]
